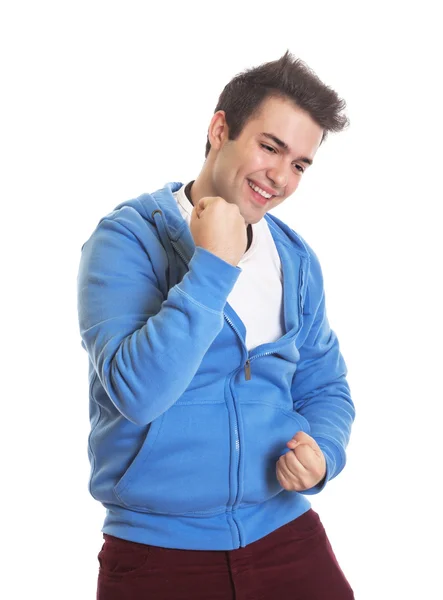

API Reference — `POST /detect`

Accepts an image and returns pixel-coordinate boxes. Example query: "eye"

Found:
[260,143,277,153]
[294,164,305,174]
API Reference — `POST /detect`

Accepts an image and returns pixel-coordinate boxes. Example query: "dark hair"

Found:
[205,51,349,158]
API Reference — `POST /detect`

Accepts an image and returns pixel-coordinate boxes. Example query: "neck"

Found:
[189,161,215,208]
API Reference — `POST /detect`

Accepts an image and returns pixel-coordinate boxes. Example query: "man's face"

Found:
[208,96,324,224]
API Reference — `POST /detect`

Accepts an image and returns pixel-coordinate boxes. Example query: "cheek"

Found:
[256,155,272,172]
[288,177,301,194]
[244,149,269,173]
[213,154,237,189]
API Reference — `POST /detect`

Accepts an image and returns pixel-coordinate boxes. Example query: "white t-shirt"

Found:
[173,184,284,351]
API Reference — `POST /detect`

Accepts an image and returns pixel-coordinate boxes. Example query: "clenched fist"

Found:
[276,431,327,492]
[190,196,247,267]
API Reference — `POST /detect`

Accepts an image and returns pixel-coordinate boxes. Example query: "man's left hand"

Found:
[276,431,327,492]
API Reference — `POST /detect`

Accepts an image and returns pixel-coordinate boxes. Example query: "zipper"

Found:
[169,242,254,384]
[223,312,244,473]
[168,241,245,543]
[223,312,246,544]
[226,309,277,382]
[244,350,274,381]
[171,239,253,384]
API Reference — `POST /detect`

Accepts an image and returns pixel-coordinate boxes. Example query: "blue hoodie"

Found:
[77,182,355,551]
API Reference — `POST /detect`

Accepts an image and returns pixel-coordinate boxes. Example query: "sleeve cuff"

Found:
[298,439,341,496]
[177,246,242,313]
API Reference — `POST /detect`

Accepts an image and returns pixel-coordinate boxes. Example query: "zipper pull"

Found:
[245,359,251,381]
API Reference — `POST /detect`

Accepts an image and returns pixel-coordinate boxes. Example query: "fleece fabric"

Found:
[77,181,355,550]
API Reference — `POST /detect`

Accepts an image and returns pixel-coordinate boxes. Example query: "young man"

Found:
[77,52,356,599]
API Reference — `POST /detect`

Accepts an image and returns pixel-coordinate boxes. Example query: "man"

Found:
[77,51,356,599]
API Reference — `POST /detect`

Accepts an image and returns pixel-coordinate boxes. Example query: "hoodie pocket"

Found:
[238,403,311,506]
[114,403,231,515]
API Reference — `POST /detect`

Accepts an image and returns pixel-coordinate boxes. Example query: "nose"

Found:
[266,165,288,190]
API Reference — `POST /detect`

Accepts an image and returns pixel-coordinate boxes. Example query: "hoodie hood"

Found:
[112,182,191,290]
[113,181,186,238]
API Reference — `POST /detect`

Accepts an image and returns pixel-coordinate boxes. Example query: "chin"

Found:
[244,213,262,226]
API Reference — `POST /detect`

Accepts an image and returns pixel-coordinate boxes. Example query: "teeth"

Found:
[248,181,272,199]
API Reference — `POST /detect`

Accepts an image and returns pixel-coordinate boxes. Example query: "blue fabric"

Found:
[77,182,355,550]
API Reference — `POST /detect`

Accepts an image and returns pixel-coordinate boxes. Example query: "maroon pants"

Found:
[97,509,354,599]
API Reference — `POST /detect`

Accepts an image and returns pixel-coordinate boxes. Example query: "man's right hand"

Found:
[190,196,247,267]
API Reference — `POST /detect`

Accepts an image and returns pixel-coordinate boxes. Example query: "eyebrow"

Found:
[260,132,313,166]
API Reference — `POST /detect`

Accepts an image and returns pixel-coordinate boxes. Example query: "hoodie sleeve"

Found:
[77,211,241,426]
[291,250,355,495]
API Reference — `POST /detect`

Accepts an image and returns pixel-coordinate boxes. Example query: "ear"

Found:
[207,110,229,153]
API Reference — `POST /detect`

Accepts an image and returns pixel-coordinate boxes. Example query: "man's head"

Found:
[200,51,348,224]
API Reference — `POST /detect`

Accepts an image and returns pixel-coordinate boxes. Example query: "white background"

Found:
[1,1,442,598]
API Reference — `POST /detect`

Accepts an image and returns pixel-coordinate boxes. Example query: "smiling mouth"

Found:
[247,180,275,205]
[247,180,274,199]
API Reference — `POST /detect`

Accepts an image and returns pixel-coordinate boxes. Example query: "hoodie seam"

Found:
[103,213,146,244]
[174,286,223,316]
[239,400,307,415]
